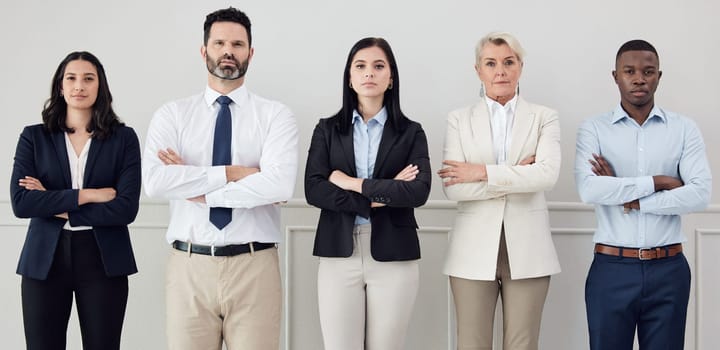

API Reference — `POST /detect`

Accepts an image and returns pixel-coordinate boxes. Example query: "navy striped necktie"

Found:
[210,96,233,229]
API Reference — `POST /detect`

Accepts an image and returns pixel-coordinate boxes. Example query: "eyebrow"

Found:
[213,39,246,44]
[64,72,97,77]
[353,59,387,64]
[622,64,657,69]
[483,56,516,61]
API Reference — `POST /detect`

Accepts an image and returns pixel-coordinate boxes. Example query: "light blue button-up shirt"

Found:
[575,104,712,248]
[353,107,387,225]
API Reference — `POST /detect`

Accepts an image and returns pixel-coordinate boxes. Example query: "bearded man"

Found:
[142,7,298,350]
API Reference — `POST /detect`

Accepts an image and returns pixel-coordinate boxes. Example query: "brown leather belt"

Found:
[594,243,682,260]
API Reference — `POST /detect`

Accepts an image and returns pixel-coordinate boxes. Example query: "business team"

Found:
[10,6,711,350]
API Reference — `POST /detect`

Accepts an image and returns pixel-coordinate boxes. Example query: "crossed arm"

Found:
[587,153,683,212]
[437,155,536,186]
[17,177,116,219]
[156,148,258,203]
[327,164,420,208]
[142,104,298,208]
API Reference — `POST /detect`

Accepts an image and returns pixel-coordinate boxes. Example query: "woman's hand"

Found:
[394,164,419,181]
[329,170,363,193]
[518,155,536,166]
[438,160,487,186]
[19,176,69,218]
[18,176,46,191]
[372,164,420,208]
[79,188,117,205]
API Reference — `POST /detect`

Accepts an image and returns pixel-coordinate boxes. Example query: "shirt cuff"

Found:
[636,176,655,198]
[636,176,655,213]
[205,187,224,208]
[207,165,227,189]
[204,166,228,208]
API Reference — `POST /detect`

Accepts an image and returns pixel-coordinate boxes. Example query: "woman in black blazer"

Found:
[305,38,431,350]
[10,51,141,350]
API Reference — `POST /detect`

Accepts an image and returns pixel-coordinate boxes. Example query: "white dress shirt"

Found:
[64,133,92,231]
[143,85,298,246]
[485,95,518,165]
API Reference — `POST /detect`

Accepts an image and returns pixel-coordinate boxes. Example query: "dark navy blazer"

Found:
[10,124,141,280]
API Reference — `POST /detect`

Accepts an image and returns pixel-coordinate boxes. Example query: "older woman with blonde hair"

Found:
[438,32,561,350]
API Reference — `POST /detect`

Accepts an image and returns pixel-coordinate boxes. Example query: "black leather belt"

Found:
[172,240,275,256]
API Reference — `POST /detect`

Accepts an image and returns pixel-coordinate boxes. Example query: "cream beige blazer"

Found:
[442,97,561,280]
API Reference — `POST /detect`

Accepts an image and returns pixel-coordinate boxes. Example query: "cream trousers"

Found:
[318,224,419,350]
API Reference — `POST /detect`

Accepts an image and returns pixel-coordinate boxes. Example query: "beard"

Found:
[206,52,249,80]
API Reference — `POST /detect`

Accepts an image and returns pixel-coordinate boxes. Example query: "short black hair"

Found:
[203,7,252,46]
[42,51,122,140]
[616,39,659,62]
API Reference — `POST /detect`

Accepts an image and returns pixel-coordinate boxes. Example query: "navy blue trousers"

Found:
[585,251,690,350]
[21,230,128,350]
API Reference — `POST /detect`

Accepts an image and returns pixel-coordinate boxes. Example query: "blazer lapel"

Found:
[338,127,357,177]
[507,97,536,165]
[51,132,72,188]
[373,123,398,178]
[469,102,496,164]
[83,137,103,186]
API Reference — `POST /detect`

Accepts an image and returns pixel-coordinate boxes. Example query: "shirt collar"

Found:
[352,107,388,126]
[611,104,666,124]
[203,84,248,108]
[484,94,518,115]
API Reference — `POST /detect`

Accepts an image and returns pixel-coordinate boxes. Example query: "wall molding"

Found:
[694,229,720,350]
[139,198,711,212]
[3,198,719,214]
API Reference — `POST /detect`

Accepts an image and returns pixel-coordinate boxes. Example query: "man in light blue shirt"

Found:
[575,39,711,350]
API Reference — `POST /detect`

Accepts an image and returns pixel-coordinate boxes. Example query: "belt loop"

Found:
[250,242,255,256]
[187,240,192,257]
[211,245,216,257]
[618,247,623,259]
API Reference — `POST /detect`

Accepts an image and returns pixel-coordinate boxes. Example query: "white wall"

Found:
[1,0,718,349]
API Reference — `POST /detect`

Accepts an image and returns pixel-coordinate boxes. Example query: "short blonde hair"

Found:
[475,32,525,64]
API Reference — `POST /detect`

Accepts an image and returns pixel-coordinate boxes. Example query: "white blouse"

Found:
[63,132,92,231]
[484,94,518,165]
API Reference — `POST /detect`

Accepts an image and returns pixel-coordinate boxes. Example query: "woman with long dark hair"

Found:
[305,37,431,350]
[10,51,141,350]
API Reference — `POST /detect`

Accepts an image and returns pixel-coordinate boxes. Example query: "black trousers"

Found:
[21,230,128,350]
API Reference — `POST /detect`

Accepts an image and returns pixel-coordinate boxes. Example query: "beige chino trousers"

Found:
[450,232,551,350]
[165,246,282,350]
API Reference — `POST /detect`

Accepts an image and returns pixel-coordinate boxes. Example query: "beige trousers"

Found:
[317,224,419,350]
[165,246,281,350]
[450,232,550,350]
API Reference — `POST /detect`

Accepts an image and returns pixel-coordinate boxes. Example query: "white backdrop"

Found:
[1,0,718,349]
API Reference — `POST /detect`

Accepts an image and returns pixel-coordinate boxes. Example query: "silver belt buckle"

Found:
[638,248,652,260]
